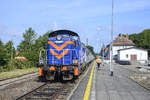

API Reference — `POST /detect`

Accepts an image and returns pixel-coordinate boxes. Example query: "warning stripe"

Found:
[50,49,69,59]
[48,41,73,51]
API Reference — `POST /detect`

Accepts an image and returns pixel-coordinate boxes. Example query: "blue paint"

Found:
[47,30,81,65]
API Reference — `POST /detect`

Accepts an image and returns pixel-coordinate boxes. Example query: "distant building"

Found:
[105,34,135,58]
[112,34,135,56]
[104,33,148,63]
[104,33,149,64]
[15,50,27,61]
[15,56,27,61]
[118,47,148,63]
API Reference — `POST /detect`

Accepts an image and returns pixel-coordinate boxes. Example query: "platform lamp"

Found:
[110,0,114,76]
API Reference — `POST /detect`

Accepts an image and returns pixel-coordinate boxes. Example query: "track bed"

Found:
[15,82,74,100]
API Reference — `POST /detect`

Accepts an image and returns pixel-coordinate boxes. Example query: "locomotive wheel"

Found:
[59,73,63,82]
[38,75,46,82]
[45,72,55,81]
[54,72,63,82]
[38,71,46,82]
[54,72,60,82]
[54,72,58,81]
[73,75,78,80]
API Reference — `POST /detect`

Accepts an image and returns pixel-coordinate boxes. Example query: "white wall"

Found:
[118,48,148,61]
[113,46,133,56]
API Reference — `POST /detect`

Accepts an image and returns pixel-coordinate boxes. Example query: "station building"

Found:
[105,34,148,63]
[118,47,148,63]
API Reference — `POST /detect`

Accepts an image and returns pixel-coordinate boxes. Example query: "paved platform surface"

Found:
[70,62,150,100]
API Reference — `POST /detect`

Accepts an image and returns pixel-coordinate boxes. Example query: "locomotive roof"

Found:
[49,30,79,37]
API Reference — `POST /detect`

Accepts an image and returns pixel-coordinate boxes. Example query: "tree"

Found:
[32,30,53,65]
[17,27,37,66]
[0,40,9,66]
[5,41,15,61]
[86,45,96,57]
[17,29,53,66]
[34,30,52,50]
[18,27,36,52]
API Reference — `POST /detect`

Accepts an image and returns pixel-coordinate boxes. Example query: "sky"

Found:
[0,0,150,52]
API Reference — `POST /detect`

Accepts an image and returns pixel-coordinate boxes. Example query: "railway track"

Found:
[13,61,93,100]
[15,82,73,100]
[0,72,38,87]
[0,71,38,81]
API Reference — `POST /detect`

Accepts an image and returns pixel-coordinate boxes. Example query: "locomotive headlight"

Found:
[73,59,78,64]
[57,35,61,40]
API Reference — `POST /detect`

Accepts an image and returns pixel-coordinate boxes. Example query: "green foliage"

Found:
[12,60,33,69]
[0,28,53,72]
[0,60,33,72]
[17,27,37,66]
[18,27,36,52]
[17,28,53,66]
[86,45,96,57]
[34,30,50,50]
[32,30,52,65]
[129,29,150,56]
[4,41,15,61]
[0,40,9,66]
[23,27,36,44]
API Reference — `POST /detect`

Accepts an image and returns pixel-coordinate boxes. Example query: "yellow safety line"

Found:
[83,61,95,100]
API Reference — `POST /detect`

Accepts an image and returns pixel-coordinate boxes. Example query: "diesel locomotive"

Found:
[38,30,94,81]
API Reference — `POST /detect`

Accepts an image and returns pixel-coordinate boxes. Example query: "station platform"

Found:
[69,61,150,100]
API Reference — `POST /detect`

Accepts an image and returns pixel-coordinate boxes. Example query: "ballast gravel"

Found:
[0,77,44,100]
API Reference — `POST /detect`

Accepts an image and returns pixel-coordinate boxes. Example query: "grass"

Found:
[0,67,38,79]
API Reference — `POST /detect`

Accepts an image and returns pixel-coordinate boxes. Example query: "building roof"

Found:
[113,34,135,46]
[118,47,148,51]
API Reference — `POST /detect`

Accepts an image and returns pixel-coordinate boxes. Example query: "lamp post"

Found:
[110,0,114,76]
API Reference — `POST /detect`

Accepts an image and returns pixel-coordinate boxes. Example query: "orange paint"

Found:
[38,67,43,76]
[50,49,69,59]
[49,66,55,70]
[62,66,67,71]
[48,41,73,51]
[74,66,79,76]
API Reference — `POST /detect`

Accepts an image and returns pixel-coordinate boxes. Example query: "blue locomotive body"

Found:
[47,31,80,65]
[38,30,94,81]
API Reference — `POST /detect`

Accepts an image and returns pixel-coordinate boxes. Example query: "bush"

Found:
[0,59,34,72]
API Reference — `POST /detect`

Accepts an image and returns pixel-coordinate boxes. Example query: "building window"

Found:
[126,54,128,58]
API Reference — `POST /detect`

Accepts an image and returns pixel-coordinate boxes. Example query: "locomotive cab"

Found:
[38,30,81,81]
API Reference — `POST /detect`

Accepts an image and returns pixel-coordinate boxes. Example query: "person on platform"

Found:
[96,56,102,69]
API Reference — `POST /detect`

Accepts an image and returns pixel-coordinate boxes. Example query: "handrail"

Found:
[39,49,47,65]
